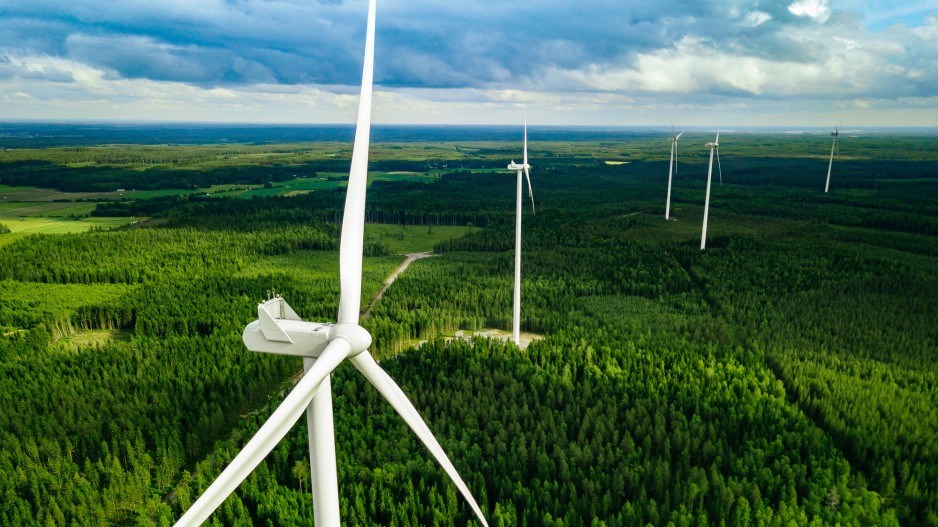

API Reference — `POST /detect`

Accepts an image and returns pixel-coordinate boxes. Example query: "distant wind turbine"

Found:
[665,122,684,220]
[172,2,489,526]
[824,123,841,193]
[700,127,721,251]
[507,107,535,345]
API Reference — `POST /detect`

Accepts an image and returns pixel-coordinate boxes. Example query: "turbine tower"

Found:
[700,128,721,251]
[665,123,684,220]
[172,2,489,525]
[824,123,840,193]
[507,108,535,346]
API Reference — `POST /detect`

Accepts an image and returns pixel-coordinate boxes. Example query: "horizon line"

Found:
[2,119,937,131]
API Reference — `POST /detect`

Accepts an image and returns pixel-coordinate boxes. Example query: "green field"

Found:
[0,215,139,245]
[0,196,139,246]
[364,223,481,253]
[56,329,133,351]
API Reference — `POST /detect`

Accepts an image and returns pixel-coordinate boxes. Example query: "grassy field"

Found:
[0,213,139,246]
[364,223,481,253]
[0,185,141,201]
[56,329,133,351]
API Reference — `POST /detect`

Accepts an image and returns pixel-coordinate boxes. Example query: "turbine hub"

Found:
[329,323,372,356]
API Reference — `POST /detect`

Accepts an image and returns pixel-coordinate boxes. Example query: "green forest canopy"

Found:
[0,134,935,526]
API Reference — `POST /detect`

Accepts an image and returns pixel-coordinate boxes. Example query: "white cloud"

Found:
[0,55,77,83]
[788,0,831,23]
[745,11,772,27]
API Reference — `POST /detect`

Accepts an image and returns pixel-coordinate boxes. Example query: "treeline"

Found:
[0,161,315,192]
[91,175,510,229]
[0,281,133,342]
[0,227,338,284]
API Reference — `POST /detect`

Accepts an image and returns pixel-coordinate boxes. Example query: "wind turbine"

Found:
[700,127,721,251]
[506,107,535,346]
[824,123,840,193]
[665,122,684,220]
[172,2,489,526]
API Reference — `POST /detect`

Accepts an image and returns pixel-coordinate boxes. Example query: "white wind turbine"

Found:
[172,2,489,526]
[665,122,684,220]
[824,123,841,193]
[700,128,721,251]
[506,108,535,346]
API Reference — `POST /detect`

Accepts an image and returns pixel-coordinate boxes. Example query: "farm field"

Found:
[0,202,139,246]
[0,131,935,526]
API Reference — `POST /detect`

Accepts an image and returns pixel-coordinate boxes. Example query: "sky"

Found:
[0,0,936,126]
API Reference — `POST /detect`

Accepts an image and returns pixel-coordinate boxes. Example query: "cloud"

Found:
[0,0,935,125]
[788,0,831,23]
[0,54,76,83]
[745,11,773,27]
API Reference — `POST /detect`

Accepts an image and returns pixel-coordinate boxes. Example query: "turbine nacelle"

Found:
[243,297,372,358]
[507,160,531,171]
[705,141,719,148]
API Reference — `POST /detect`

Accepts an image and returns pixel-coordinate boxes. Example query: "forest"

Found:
[0,129,935,526]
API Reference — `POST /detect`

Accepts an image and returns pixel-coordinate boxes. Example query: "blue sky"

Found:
[0,0,935,126]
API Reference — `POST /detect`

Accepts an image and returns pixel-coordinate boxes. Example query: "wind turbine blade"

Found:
[522,107,528,168]
[337,0,377,326]
[351,352,490,527]
[717,148,723,185]
[671,120,675,135]
[675,131,684,140]
[524,165,535,214]
[174,339,351,527]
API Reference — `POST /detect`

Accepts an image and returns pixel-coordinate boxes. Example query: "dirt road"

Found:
[362,252,433,319]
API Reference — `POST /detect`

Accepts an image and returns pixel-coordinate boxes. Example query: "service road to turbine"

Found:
[362,251,434,319]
